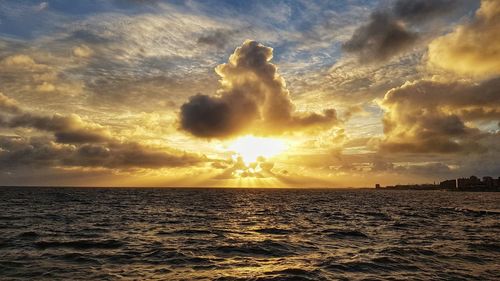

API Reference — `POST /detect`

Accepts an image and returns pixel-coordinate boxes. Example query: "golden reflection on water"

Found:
[2,188,499,280]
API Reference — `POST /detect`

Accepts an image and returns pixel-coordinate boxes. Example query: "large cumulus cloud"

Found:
[380,78,500,153]
[428,0,500,77]
[180,40,338,138]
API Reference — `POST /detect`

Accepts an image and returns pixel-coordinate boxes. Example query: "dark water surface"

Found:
[0,187,499,280]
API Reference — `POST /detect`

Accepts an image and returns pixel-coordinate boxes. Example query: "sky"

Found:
[0,0,498,187]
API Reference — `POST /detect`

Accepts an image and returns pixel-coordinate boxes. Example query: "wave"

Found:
[157,229,213,236]
[254,228,292,235]
[441,207,500,216]
[34,239,124,250]
[320,228,368,239]
[18,231,39,238]
[213,240,295,257]
[1,188,499,280]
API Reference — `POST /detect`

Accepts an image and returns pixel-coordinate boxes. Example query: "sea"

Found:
[0,187,499,280]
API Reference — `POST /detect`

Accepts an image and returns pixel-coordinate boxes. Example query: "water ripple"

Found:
[0,187,498,280]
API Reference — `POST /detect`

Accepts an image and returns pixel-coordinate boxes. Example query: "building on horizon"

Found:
[378,175,499,191]
[456,176,499,191]
[439,179,456,189]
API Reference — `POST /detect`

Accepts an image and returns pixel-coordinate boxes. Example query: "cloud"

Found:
[0,136,70,169]
[1,54,41,69]
[0,136,202,170]
[343,0,467,63]
[380,78,500,153]
[370,159,455,176]
[8,113,112,144]
[213,155,276,179]
[458,108,500,121]
[0,52,85,97]
[35,81,56,92]
[0,95,204,170]
[180,40,338,138]
[72,44,94,58]
[428,0,500,77]
[35,2,49,12]
[197,29,236,49]
[393,0,458,22]
[383,78,500,112]
[342,12,417,63]
[0,92,22,113]
[66,142,202,169]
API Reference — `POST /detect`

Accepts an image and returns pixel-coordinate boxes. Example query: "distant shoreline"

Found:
[375,175,500,192]
[375,187,499,192]
[0,185,499,192]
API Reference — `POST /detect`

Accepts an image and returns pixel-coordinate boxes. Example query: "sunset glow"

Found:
[0,0,497,187]
[1,2,499,280]
[228,136,287,165]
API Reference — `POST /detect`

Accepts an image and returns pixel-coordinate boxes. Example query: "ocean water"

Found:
[0,188,499,281]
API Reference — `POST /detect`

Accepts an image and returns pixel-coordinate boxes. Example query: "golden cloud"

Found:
[0,92,22,114]
[379,78,500,153]
[428,0,500,77]
[2,54,37,67]
[179,40,338,138]
[36,81,56,92]
[0,95,205,170]
[72,44,94,58]
[1,53,85,96]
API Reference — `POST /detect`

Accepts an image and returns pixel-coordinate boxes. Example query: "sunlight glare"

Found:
[228,136,287,165]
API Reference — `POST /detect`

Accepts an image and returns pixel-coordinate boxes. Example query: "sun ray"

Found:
[227,135,287,165]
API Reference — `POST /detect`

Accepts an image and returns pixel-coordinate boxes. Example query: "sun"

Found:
[228,135,287,165]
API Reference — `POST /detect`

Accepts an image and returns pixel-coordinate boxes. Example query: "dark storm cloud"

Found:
[180,93,257,138]
[342,12,417,63]
[0,136,70,169]
[380,78,500,153]
[343,0,467,63]
[197,29,236,49]
[180,40,338,138]
[393,0,458,22]
[371,160,454,176]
